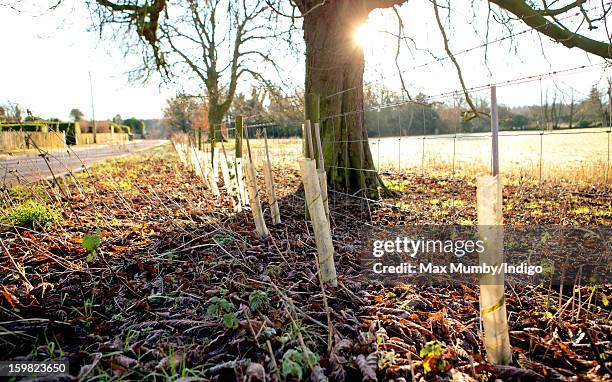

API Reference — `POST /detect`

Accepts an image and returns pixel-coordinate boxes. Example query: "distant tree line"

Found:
[364,81,611,137]
[162,87,303,140]
[161,80,611,140]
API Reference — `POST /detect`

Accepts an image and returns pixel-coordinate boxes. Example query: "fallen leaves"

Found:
[0,147,610,381]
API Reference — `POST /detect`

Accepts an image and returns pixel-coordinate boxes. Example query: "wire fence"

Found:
[183,63,612,233]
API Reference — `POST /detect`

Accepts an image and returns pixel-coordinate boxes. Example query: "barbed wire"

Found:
[321,62,609,121]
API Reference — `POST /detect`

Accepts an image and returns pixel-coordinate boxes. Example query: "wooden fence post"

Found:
[263,128,281,225]
[478,85,511,365]
[304,93,320,159]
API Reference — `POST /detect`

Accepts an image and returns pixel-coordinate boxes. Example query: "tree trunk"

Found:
[302,0,398,198]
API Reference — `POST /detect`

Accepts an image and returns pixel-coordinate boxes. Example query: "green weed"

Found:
[280,348,320,380]
[248,290,270,312]
[3,200,59,230]
[206,296,239,330]
[82,229,101,262]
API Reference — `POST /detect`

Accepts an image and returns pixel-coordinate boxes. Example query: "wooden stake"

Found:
[305,120,315,160]
[477,175,511,365]
[263,128,281,225]
[305,93,320,159]
[314,122,324,168]
[314,122,330,220]
[235,116,248,206]
[303,120,315,221]
[235,116,243,159]
[245,158,269,237]
[299,159,337,286]
[304,94,321,221]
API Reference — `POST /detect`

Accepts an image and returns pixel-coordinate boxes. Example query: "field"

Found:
[232,127,611,188]
[0,144,609,380]
[370,127,611,186]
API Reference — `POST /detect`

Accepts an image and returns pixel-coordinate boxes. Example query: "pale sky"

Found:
[1,0,610,120]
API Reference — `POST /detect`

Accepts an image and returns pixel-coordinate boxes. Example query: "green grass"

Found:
[2,200,60,230]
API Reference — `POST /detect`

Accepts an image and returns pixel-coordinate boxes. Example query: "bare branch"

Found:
[432,0,485,119]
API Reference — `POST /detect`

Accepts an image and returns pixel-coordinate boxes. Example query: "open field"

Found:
[228,128,611,187]
[370,127,611,186]
[0,146,609,380]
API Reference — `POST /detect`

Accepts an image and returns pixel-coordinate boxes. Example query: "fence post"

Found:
[305,93,320,159]
[477,85,511,365]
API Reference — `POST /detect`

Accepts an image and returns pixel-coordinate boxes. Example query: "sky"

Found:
[1,0,610,121]
[0,1,173,120]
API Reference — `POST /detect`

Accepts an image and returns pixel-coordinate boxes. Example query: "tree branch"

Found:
[432,0,485,119]
[489,0,611,58]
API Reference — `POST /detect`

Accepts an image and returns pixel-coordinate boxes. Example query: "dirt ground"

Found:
[0,145,610,381]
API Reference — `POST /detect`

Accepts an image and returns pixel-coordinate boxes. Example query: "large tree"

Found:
[92,0,281,142]
[291,0,611,195]
[92,0,611,195]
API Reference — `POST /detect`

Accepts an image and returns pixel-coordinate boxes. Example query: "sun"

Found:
[353,23,376,49]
